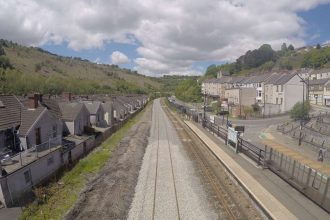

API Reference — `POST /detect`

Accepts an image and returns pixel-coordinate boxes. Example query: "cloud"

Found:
[1,0,330,76]
[111,51,130,65]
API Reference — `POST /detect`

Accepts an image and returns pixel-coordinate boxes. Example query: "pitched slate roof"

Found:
[309,78,330,85]
[101,101,113,113]
[203,78,218,83]
[227,76,249,84]
[59,102,86,121]
[83,101,102,115]
[41,98,62,119]
[244,73,272,84]
[214,77,232,84]
[0,95,22,130]
[311,68,330,75]
[273,73,296,85]
[112,98,127,114]
[19,107,47,136]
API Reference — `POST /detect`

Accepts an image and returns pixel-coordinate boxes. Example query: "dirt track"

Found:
[65,105,152,220]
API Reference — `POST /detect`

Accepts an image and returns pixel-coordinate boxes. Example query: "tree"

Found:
[205,64,219,77]
[279,58,293,70]
[243,106,253,119]
[0,56,12,69]
[251,103,261,113]
[288,44,294,50]
[316,43,321,49]
[174,79,202,102]
[290,102,310,120]
[211,101,221,114]
[281,43,287,51]
[236,44,276,69]
[0,45,5,56]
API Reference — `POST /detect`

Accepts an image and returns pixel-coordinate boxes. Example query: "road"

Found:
[128,99,217,219]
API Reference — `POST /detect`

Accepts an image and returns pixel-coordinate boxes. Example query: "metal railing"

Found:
[265,147,330,212]
[168,99,330,212]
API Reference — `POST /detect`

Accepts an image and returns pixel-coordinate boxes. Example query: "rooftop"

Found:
[0,95,22,131]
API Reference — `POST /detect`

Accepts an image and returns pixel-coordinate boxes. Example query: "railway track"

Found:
[152,102,181,220]
[163,102,245,220]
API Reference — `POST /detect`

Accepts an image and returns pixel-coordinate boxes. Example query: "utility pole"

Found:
[299,81,305,145]
[263,83,266,118]
[296,72,308,146]
[203,91,206,127]
[239,85,242,117]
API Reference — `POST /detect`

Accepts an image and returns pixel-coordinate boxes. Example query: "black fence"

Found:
[168,98,330,212]
[168,98,265,166]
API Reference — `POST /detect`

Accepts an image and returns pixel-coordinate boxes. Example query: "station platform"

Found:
[185,120,298,220]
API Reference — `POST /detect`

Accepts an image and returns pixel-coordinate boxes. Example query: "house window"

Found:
[24,170,31,183]
[258,91,262,97]
[276,98,278,104]
[280,98,283,105]
[52,125,57,138]
[47,156,54,166]
[35,128,41,145]
[276,85,279,92]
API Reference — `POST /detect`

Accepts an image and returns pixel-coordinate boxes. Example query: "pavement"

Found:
[262,125,330,171]
[186,120,297,220]
[128,99,217,219]
[190,120,330,220]
[0,207,22,220]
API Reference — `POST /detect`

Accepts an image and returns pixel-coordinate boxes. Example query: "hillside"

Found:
[175,43,330,103]
[155,75,199,93]
[205,43,330,77]
[0,39,161,95]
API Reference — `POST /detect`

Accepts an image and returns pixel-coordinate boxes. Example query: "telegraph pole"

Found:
[299,81,305,145]
[239,86,242,117]
[296,72,308,146]
[203,91,206,127]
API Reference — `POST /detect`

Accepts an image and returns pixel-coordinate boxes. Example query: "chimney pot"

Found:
[28,93,39,109]
[63,92,72,102]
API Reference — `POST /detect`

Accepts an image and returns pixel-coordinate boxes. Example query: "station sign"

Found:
[227,127,238,144]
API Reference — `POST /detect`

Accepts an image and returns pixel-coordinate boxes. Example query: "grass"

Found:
[19,103,151,220]
[4,44,161,91]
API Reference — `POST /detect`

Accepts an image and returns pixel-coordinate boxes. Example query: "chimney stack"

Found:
[28,93,39,109]
[63,92,72,102]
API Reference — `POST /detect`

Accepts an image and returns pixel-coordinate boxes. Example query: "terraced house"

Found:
[202,70,305,116]
[309,78,330,106]
[0,95,21,155]
[0,93,148,207]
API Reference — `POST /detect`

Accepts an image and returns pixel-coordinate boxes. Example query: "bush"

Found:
[174,78,202,102]
[0,56,12,69]
[290,102,310,120]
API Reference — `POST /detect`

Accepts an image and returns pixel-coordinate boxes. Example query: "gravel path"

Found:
[128,99,217,219]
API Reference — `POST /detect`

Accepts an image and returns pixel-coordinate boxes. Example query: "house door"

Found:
[68,151,72,164]
[35,128,41,145]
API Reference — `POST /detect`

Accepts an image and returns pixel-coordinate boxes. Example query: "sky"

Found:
[1,0,330,77]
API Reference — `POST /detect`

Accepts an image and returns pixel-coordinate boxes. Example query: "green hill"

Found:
[205,43,330,77]
[0,39,161,95]
[175,43,330,103]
